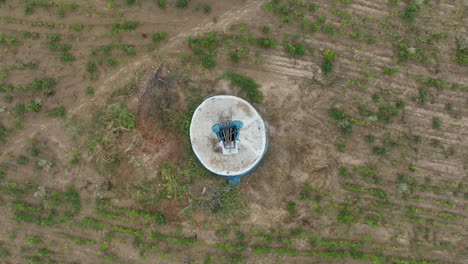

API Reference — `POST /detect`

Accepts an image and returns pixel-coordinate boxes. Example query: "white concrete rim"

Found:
[189,95,267,177]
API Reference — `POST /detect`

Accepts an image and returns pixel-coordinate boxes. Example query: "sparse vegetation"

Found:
[401,0,423,23]
[152,32,167,42]
[0,1,464,263]
[176,0,188,9]
[329,107,353,135]
[223,72,263,104]
[322,49,337,74]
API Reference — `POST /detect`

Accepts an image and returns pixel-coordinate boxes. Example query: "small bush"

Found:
[322,49,337,74]
[25,5,33,15]
[57,8,65,18]
[455,37,468,65]
[17,155,29,165]
[155,212,166,224]
[86,87,94,96]
[286,201,297,215]
[337,205,355,224]
[201,55,216,69]
[377,105,398,123]
[366,134,375,143]
[176,0,188,8]
[257,38,277,49]
[261,26,270,34]
[13,103,26,115]
[223,72,263,104]
[395,99,405,109]
[338,167,350,178]
[86,61,97,74]
[323,49,337,61]
[70,23,83,31]
[373,146,390,155]
[203,4,211,14]
[284,43,305,56]
[328,107,353,135]
[26,100,41,112]
[432,116,441,129]
[0,124,7,143]
[106,103,136,129]
[106,58,117,66]
[395,42,427,63]
[152,32,167,42]
[383,67,398,75]
[46,106,66,118]
[322,59,333,74]
[112,21,138,31]
[157,0,166,9]
[401,0,422,23]
[228,51,240,63]
[417,87,428,104]
[60,52,75,63]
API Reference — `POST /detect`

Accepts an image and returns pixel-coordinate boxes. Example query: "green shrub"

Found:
[286,201,297,215]
[417,87,428,104]
[322,59,333,74]
[228,51,240,63]
[106,103,136,129]
[0,124,7,143]
[25,5,34,14]
[455,38,468,65]
[401,0,422,23]
[383,67,398,75]
[322,49,337,74]
[377,105,398,123]
[328,107,353,135]
[0,33,18,46]
[337,205,355,224]
[106,58,117,66]
[395,99,405,109]
[223,72,263,104]
[70,23,83,31]
[17,155,29,165]
[203,4,211,14]
[420,77,447,89]
[60,52,75,63]
[112,21,138,31]
[323,49,337,61]
[57,8,65,18]
[176,0,188,8]
[261,25,270,34]
[13,103,26,115]
[432,116,441,129]
[283,43,305,56]
[395,42,427,63]
[152,32,167,42]
[27,78,57,93]
[257,38,277,48]
[201,55,216,69]
[373,146,390,155]
[46,106,66,118]
[125,0,136,5]
[366,134,375,143]
[155,212,166,224]
[26,100,41,112]
[86,61,97,74]
[86,87,94,96]
[157,0,166,8]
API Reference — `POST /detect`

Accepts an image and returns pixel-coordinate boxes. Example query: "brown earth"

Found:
[0,0,467,263]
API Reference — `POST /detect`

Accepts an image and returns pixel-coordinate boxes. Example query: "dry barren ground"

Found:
[0,0,467,263]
